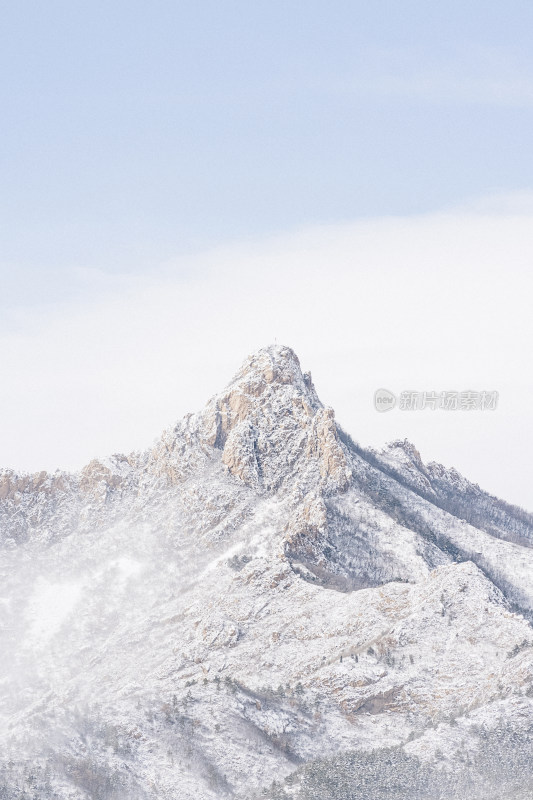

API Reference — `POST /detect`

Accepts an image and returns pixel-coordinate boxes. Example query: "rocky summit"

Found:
[1,345,533,800]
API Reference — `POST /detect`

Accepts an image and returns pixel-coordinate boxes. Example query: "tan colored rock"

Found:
[221,421,260,487]
[307,407,351,489]
[284,492,329,564]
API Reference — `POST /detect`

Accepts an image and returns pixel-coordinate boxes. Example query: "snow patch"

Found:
[27,578,83,644]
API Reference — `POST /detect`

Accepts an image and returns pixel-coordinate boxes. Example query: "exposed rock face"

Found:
[139,345,350,504]
[1,345,533,800]
[220,420,258,485]
[368,438,437,499]
[79,456,133,500]
[201,345,348,493]
[283,492,329,565]
[306,406,351,490]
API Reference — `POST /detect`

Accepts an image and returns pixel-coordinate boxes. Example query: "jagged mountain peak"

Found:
[201,344,323,437]
[229,344,314,393]
[2,347,533,800]
[156,344,351,493]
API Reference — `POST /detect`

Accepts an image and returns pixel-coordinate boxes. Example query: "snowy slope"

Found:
[1,345,532,800]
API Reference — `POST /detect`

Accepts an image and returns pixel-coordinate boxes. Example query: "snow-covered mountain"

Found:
[1,345,532,800]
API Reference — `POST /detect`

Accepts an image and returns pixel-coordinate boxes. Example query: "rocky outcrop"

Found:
[306,406,351,490]
[221,420,261,488]
[2,344,533,800]
[283,492,329,565]
[198,345,351,493]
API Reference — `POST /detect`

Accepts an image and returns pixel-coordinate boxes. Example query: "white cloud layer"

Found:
[2,195,532,509]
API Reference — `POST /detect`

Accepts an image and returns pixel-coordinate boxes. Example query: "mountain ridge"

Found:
[1,344,533,799]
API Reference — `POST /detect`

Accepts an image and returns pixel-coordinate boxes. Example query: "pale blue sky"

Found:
[2,3,533,509]
[2,1,533,309]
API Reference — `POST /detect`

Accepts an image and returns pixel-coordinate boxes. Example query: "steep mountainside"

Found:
[1,345,532,800]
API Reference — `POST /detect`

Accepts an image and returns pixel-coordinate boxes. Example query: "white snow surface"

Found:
[0,345,532,799]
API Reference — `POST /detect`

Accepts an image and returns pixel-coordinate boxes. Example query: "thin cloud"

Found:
[1,195,532,510]
[343,44,533,107]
